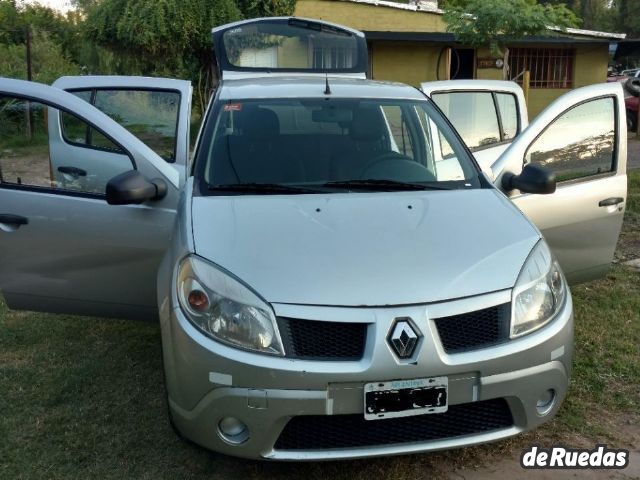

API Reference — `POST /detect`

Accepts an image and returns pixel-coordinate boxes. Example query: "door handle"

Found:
[58,166,87,177]
[598,197,624,207]
[0,214,29,226]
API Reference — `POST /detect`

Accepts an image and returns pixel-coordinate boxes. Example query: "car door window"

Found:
[432,91,521,152]
[61,107,125,154]
[432,92,500,150]
[0,94,133,195]
[62,89,181,163]
[525,97,615,183]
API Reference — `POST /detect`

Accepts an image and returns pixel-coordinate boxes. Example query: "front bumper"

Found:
[160,289,573,460]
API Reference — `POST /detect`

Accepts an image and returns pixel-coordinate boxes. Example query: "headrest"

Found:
[350,106,386,142]
[237,107,280,139]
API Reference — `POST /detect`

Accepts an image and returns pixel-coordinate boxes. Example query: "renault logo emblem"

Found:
[388,318,420,359]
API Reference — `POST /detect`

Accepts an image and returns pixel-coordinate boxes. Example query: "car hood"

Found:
[191,189,540,306]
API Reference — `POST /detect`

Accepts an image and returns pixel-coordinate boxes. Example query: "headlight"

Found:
[511,240,566,338]
[176,255,284,355]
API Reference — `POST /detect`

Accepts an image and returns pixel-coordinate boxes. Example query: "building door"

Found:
[450,48,475,79]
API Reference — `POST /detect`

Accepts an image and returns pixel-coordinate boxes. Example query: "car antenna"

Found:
[324,73,332,95]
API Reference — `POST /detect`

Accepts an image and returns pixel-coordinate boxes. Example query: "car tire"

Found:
[624,77,640,97]
[627,109,637,132]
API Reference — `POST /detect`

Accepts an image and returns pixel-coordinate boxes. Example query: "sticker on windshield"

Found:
[224,103,242,112]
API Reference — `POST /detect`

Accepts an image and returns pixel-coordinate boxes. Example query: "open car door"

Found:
[492,82,627,284]
[421,80,528,171]
[0,78,187,320]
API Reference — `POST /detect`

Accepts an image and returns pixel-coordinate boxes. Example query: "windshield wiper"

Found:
[208,183,323,194]
[322,179,451,191]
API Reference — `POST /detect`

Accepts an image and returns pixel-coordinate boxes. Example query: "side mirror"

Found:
[106,170,167,206]
[502,163,556,195]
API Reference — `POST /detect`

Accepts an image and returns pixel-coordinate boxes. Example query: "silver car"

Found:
[0,17,628,461]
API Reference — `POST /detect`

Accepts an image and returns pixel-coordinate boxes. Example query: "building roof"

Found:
[335,0,626,41]
[363,31,621,45]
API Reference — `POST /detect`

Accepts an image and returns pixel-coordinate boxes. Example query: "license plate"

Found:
[364,377,448,420]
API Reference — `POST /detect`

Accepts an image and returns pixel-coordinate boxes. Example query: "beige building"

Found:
[294,0,625,117]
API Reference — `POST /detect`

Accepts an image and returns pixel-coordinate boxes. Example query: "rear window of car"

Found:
[432,91,519,151]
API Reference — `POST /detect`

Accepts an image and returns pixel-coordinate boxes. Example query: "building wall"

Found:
[369,42,609,119]
[370,42,448,85]
[509,44,610,118]
[295,0,447,32]
[475,46,504,81]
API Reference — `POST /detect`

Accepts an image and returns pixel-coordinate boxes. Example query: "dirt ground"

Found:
[451,416,640,479]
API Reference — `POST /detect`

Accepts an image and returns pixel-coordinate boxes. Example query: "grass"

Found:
[1,172,639,479]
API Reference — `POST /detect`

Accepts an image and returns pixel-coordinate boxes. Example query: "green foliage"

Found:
[89,0,239,61]
[617,0,640,39]
[530,0,628,35]
[0,31,79,84]
[2,0,301,111]
[82,0,245,111]
[236,0,296,18]
[0,0,23,44]
[0,0,84,83]
[443,0,580,57]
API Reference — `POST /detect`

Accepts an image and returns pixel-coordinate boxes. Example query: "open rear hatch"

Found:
[212,17,368,79]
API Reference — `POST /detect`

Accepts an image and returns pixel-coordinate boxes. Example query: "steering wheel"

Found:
[360,151,436,182]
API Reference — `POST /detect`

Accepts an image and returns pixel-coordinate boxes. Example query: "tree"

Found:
[0,0,23,45]
[81,0,298,112]
[443,0,579,58]
[617,0,640,38]
[534,0,622,33]
[236,0,296,18]
[0,31,79,84]
[82,0,242,111]
[0,0,81,83]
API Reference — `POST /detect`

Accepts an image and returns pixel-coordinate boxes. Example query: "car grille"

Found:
[274,398,513,450]
[434,303,511,354]
[277,317,368,361]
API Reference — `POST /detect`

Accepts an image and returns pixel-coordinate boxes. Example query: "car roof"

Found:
[217,76,427,101]
[420,80,524,96]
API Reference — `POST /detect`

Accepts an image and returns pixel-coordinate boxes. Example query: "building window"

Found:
[509,48,575,89]
[312,46,355,69]
[310,38,356,69]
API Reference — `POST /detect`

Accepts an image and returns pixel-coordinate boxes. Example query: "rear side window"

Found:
[0,95,133,195]
[432,91,519,151]
[495,93,518,140]
[60,89,180,162]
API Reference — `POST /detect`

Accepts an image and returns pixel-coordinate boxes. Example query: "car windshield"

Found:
[195,97,482,194]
